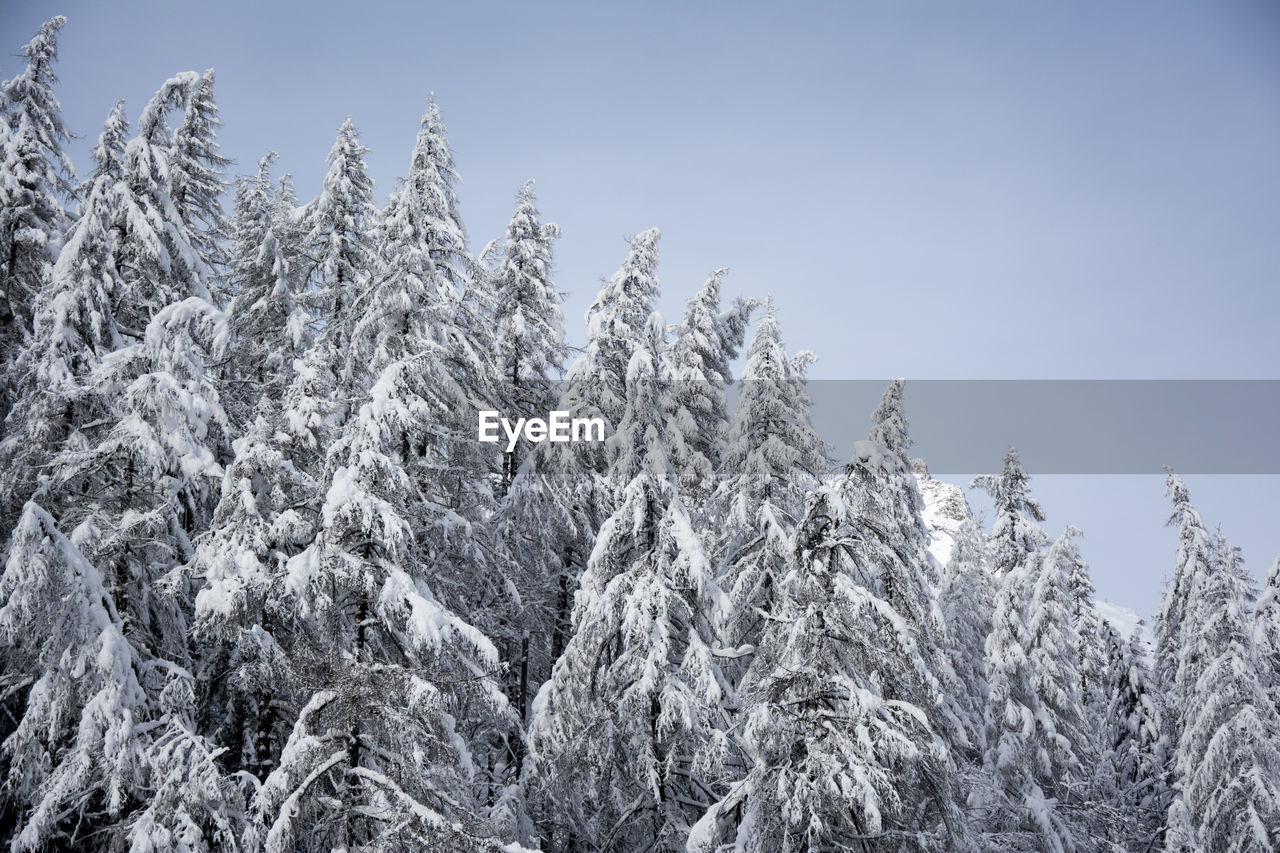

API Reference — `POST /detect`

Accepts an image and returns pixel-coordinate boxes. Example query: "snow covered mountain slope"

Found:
[912,458,973,566]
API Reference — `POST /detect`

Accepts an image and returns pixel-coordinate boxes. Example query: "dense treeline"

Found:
[1,18,1278,852]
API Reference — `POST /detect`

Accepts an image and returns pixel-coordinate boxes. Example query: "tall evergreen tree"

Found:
[1167,534,1280,852]
[713,301,829,678]
[1154,469,1215,737]
[971,447,1048,579]
[0,15,75,420]
[1256,553,1280,714]
[562,227,661,473]
[1057,529,1108,724]
[222,152,310,423]
[304,116,378,396]
[0,502,151,850]
[250,358,512,852]
[0,104,125,535]
[939,515,994,761]
[1101,623,1165,845]
[111,72,212,339]
[526,315,731,853]
[978,555,1077,853]
[169,68,230,284]
[692,481,965,853]
[491,180,564,485]
[664,268,754,502]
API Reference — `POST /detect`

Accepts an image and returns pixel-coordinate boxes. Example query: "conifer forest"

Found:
[1,14,1278,853]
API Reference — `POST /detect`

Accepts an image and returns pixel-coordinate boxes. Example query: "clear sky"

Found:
[3,0,1277,617]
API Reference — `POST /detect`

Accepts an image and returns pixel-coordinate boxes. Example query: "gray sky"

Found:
[3,0,1277,616]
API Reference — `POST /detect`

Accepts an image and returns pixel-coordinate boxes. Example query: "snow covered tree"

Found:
[0,16,75,421]
[250,357,513,852]
[491,180,565,485]
[222,152,310,423]
[43,297,231,670]
[562,227,661,473]
[1025,529,1090,795]
[939,515,994,761]
[664,268,754,502]
[0,103,126,535]
[1256,553,1280,714]
[1100,623,1165,846]
[526,314,731,853]
[976,555,1078,853]
[111,72,213,339]
[187,407,318,785]
[692,481,964,853]
[169,68,229,284]
[0,502,151,850]
[1155,469,1215,734]
[1167,533,1280,852]
[1057,529,1108,725]
[304,116,378,398]
[971,447,1048,579]
[712,300,829,680]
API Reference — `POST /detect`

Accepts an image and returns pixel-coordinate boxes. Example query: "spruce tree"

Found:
[971,447,1048,579]
[0,104,125,534]
[0,503,150,850]
[713,300,829,679]
[1256,553,1280,714]
[1101,623,1165,845]
[169,69,230,284]
[939,515,994,761]
[526,315,730,853]
[1169,534,1280,852]
[250,358,512,852]
[562,227,661,473]
[223,152,310,423]
[304,116,378,399]
[664,268,754,502]
[0,16,75,420]
[978,555,1077,853]
[491,180,565,486]
[693,481,963,853]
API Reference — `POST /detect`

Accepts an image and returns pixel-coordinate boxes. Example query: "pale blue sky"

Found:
[3,0,1277,616]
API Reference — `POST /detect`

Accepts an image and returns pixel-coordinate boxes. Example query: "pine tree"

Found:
[250,358,512,851]
[526,315,731,853]
[112,72,213,339]
[0,104,125,534]
[1169,534,1280,852]
[169,69,230,284]
[939,515,994,761]
[664,268,754,502]
[1154,469,1215,735]
[222,152,310,422]
[0,16,75,421]
[491,180,565,486]
[1057,529,1108,725]
[0,502,150,850]
[842,381,968,756]
[47,297,231,666]
[304,116,378,400]
[1101,623,1165,845]
[187,407,318,783]
[692,481,963,853]
[562,227,661,473]
[978,556,1077,853]
[713,300,829,679]
[971,447,1048,579]
[1256,553,1280,714]
[1025,529,1090,797]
